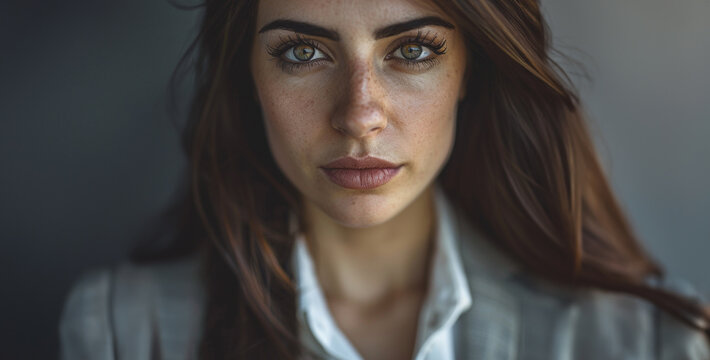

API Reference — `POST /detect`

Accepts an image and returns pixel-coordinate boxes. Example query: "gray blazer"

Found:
[59,213,710,360]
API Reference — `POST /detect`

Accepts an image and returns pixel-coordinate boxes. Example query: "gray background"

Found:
[543,0,710,296]
[0,0,707,358]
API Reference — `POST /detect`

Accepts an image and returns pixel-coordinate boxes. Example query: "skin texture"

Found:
[250,1,467,359]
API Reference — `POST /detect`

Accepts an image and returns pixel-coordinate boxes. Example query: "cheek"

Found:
[392,70,460,170]
[255,77,328,180]
[262,90,312,146]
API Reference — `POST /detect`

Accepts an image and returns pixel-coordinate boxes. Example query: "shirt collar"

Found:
[293,229,362,359]
[291,186,473,359]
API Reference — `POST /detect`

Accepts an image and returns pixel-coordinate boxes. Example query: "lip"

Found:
[320,156,402,190]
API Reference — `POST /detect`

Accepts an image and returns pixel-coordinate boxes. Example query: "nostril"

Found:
[369,124,385,133]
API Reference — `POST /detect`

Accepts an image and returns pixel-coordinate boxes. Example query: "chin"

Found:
[313,191,407,229]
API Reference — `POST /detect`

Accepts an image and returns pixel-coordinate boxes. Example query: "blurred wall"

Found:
[0,1,195,358]
[0,0,708,359]
[543,0,710,294]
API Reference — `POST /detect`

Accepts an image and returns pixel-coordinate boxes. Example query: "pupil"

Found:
[293,45,315,61]
[401,44,422,59]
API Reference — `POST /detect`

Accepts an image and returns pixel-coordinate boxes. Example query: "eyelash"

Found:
[389,30,447,71]
[266,31,448,73]
[266,34,327,72]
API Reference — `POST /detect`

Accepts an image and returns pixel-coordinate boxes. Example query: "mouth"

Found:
[320,156,403,190]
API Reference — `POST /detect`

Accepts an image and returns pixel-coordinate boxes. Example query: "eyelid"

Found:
[390,45,433,61]
[387,30,447,54]
[383,31,447,72]
[282,46,328,63]
[266,34,332,62]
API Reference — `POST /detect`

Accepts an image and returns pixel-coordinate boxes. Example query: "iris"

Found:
[293,44,315,61]
[400,44,423,60]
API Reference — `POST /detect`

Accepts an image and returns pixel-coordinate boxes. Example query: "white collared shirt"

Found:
[292,188,472,360]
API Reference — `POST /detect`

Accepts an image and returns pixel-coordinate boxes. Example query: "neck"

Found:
[301,186,436,306]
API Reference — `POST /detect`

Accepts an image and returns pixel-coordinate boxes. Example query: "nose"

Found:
[330,62,388,139]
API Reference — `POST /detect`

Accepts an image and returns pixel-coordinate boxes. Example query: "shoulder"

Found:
[59,255,205,360]
[653,278,710,360]
[60,268,115,360]
[512,274,709,359]
[451,209,708,359]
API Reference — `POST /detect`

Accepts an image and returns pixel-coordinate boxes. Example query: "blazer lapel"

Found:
[453,275,521,360]
[450,203,522,360]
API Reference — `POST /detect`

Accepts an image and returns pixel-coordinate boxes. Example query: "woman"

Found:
[60,0,710,359]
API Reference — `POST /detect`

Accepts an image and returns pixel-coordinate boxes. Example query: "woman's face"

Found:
[250,0,467,228]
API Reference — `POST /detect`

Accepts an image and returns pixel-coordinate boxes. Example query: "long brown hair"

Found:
[156,0,710,358]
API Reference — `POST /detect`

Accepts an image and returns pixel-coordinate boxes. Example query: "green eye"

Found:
[400,44,423,60]
[293,44,315,61]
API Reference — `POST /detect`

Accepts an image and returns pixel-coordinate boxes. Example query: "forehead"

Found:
[255,0,447,32]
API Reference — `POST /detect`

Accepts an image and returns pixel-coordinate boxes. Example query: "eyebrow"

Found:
[257,16,455,41]
[259,19,340,40]
[374,16,455,39]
